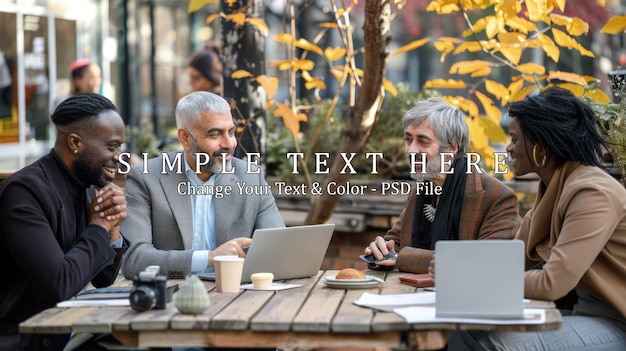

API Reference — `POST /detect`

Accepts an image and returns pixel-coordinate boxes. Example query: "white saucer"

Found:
[323,275,383,289]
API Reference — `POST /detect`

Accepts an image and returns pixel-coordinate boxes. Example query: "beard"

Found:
[409,152,442,182]
[189,137,233,174]
[74,150,110,188]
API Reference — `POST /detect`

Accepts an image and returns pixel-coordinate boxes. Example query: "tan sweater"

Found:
[516,162,626,318]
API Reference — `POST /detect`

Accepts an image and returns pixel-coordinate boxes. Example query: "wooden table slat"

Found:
[20,308,63,334]
[330,270,387,333]
[128,303,179,330]
[371,270,419,332]
[170,286,244,330]
[331,287,378,332]
[169,312,210,330]
[408,330,452,350]
[250,276,319,331]
[210,290,274,329]
[134,329,405,349]
[71,307,132,334]
[291,271,345,332]
[24,307,99,334]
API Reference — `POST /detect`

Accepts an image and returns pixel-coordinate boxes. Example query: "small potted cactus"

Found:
[175,275,211,315]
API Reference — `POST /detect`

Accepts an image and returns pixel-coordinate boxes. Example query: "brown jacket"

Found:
[385,170,521,273]
[519,162,626,318]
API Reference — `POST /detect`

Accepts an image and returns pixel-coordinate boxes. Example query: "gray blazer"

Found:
[121,152,285,279]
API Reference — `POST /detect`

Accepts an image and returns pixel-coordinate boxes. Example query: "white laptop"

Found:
[435,240,525,319]
[198,224,335,283]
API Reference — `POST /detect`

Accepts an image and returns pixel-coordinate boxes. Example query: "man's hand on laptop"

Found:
[208,237,252,267]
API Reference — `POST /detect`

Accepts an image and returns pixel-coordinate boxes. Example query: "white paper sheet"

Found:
[57,299,130,307]
[240,283,303,291]
[353,291,436,312]
[394,306,546,325]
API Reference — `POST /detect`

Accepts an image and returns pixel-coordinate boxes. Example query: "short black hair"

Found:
[507,87,606,168]
[51,93,117,127]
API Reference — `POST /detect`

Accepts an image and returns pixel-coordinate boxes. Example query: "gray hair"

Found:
[402,97,469,158]
[175,91,231,129]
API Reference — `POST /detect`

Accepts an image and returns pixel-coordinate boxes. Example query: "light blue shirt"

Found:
[184,159,221,273]
[110,236,124,248]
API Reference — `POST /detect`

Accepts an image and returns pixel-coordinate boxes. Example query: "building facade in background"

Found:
[0,0,214,170]
[1,0,622,171]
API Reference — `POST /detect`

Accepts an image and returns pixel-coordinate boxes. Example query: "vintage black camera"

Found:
[129,265,169,312]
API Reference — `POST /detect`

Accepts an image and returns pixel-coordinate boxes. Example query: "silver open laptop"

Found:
[198,224,335,283]
[435,240,525,319]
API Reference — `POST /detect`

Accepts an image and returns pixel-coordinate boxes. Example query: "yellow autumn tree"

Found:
[189,0,619,223]
[189,0,412,223]
[423,0,614,175]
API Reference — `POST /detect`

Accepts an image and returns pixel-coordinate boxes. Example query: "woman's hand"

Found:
[428,256,436,278]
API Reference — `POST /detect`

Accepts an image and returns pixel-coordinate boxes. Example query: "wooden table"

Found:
[20,270,562,350]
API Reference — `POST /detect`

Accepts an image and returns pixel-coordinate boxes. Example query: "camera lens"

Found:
[129,286,157,312]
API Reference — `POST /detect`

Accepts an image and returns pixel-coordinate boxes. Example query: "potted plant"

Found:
[592,70,626,186]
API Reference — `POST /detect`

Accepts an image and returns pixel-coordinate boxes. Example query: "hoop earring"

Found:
[532,145,546,168]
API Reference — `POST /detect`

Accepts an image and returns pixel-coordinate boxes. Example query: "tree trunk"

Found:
[305,0,391,224]
[221,0,267,161]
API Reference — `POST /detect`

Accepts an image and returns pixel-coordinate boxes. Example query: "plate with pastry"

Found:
[324,268,384,289]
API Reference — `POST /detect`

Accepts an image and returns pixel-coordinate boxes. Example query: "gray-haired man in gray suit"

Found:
[121,91,285,279]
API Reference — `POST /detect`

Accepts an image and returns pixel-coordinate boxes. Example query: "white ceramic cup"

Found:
[214,255,244,293]
[251,272,274,289]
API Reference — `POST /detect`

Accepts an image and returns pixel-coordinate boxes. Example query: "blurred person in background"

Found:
[188,45,223,95]
[53,59,103,110]
[67,59,142,168]
[70,58,102,95]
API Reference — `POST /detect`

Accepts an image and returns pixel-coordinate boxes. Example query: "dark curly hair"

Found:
[189,45,221,86]
[507,87,607,168]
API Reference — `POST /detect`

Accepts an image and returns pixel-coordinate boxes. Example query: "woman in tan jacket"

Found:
[449,87,626,350]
